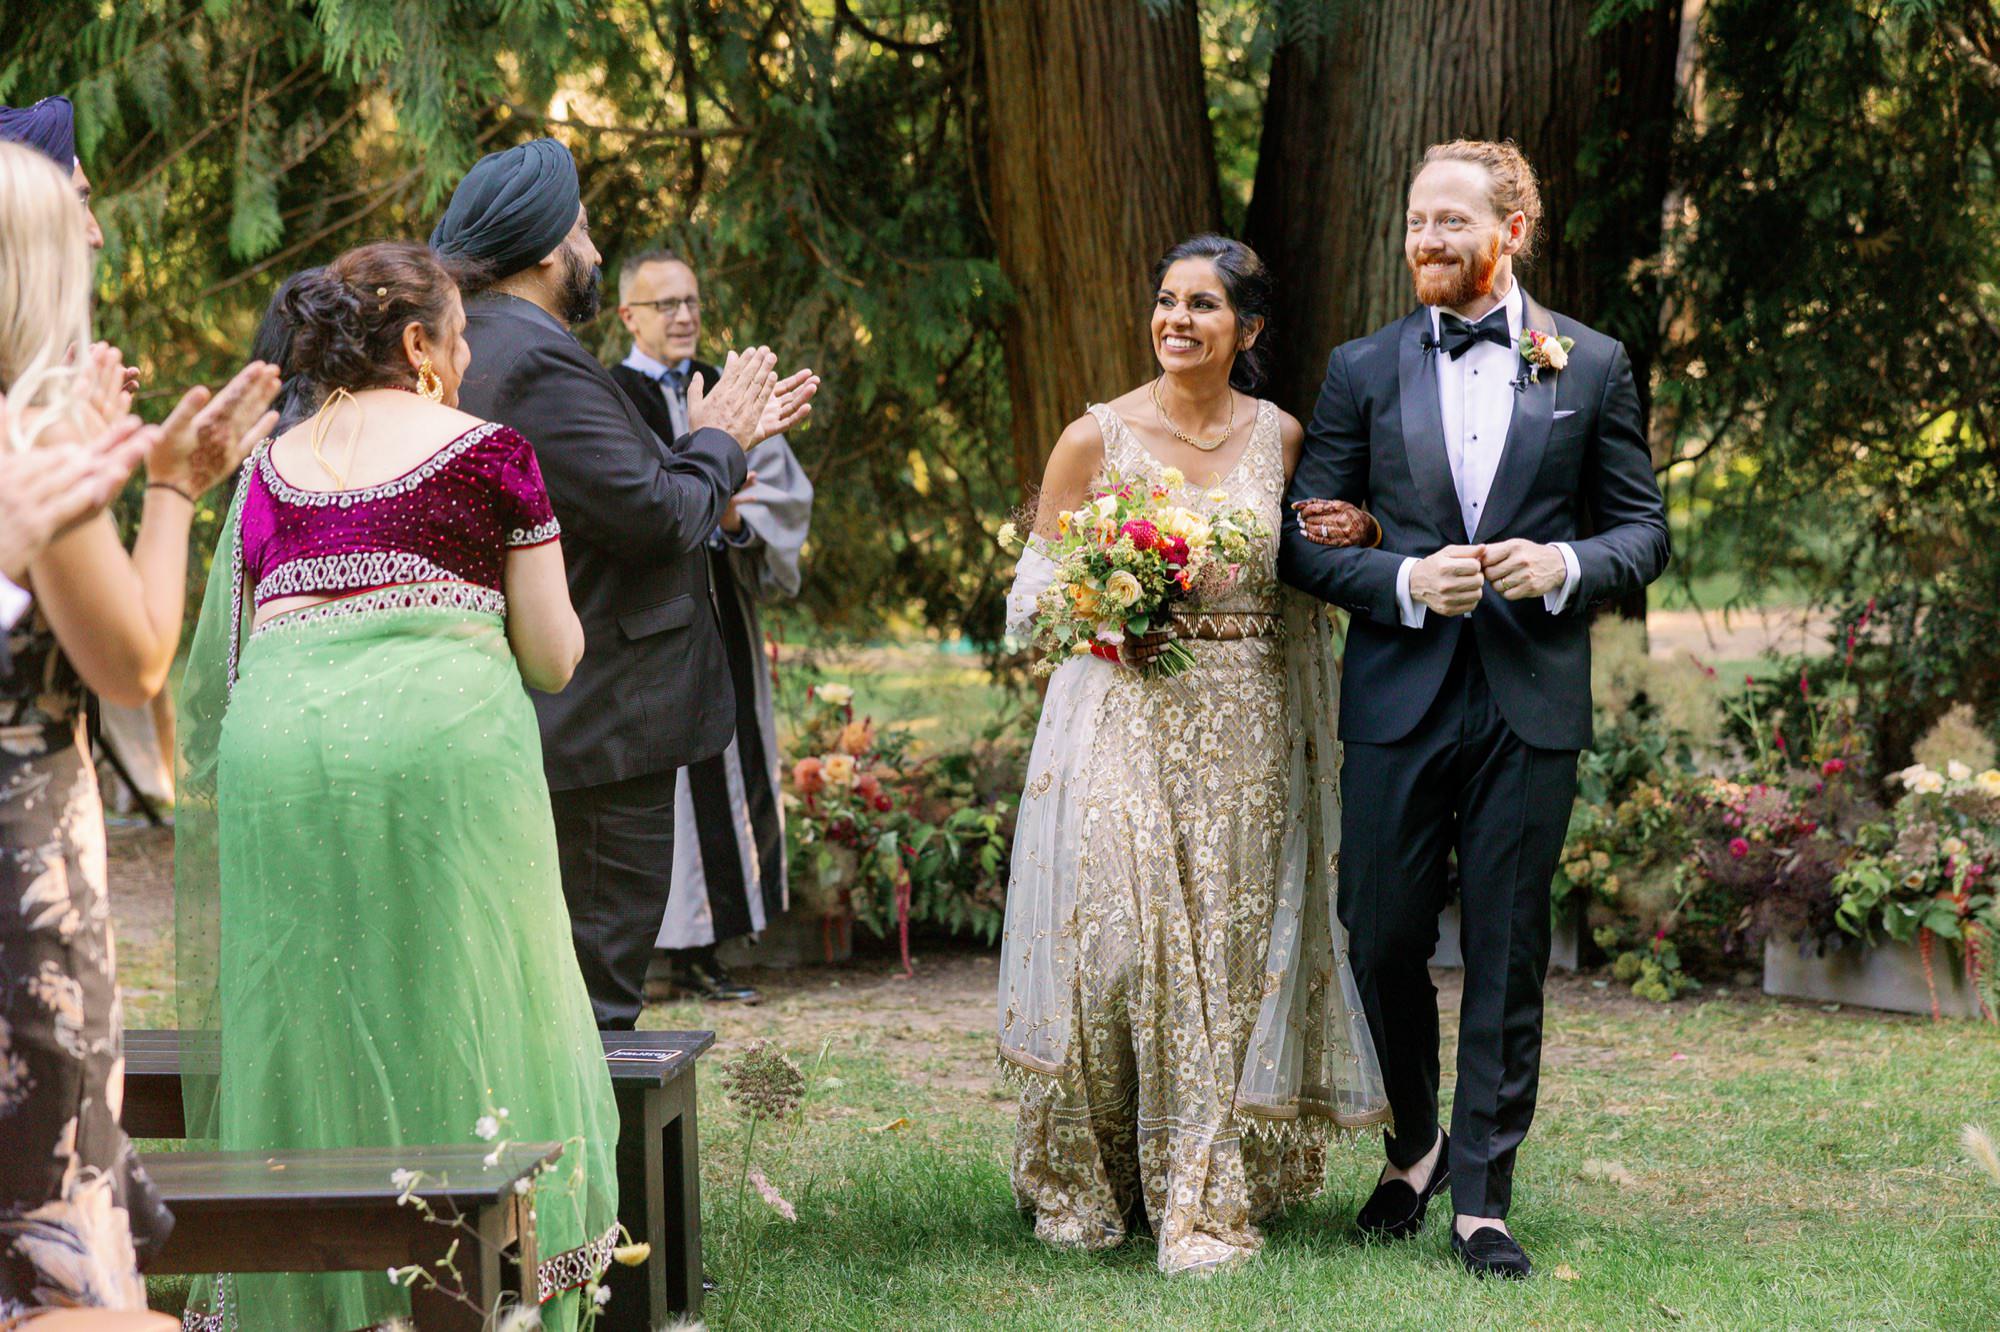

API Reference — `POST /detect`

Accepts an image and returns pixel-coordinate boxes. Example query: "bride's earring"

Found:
[415,356,445,403]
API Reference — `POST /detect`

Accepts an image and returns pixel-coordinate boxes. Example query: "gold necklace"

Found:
[1150,377,1235,452]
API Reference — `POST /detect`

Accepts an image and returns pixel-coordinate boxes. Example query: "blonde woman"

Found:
[0,139,275,1318]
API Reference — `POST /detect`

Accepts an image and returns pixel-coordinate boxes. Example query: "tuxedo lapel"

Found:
[1395,309,1469,546]
[1474,291,1558,544]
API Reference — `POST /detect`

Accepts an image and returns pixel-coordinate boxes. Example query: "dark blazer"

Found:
[1277,292,1669,751]
[607,357,716,462]
[456,292,748,791]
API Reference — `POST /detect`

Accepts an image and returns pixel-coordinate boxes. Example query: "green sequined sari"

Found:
[174,486,618,1330]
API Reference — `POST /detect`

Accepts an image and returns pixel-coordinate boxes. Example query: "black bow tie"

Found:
[1438,308,1511,360]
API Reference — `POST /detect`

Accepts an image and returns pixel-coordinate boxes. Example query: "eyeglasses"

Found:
[627,297,702,316]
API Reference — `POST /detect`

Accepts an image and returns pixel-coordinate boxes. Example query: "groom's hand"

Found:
[1410,545,1487,617]
[1480,539,1567,601]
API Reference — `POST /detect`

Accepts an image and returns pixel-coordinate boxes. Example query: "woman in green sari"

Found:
[175,242,617,1330]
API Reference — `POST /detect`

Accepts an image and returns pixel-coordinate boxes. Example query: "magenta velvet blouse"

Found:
[240,421,559,614]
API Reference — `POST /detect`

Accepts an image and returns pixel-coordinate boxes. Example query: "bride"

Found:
[998,234,1390,1275]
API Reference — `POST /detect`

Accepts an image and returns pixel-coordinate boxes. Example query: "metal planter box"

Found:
[1762,934,1988,1019]
[1430,900,1582,973]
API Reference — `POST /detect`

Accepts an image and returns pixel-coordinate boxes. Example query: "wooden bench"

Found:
[124,1028,714,1331]
[144,1140,558,1331]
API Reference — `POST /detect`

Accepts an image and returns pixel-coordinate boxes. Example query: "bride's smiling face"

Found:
[1151,259,1255,378]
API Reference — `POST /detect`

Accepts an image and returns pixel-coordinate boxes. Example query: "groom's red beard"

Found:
[1410,236,1501,308]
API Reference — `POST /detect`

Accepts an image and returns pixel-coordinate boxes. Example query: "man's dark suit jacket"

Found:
[607,357,716,464]
[456,291,748,791]
[1277,292,1670,752]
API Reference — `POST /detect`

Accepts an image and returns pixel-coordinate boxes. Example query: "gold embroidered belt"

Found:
[1169,611,1280,641]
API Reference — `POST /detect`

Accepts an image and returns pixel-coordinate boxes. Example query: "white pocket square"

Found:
[1553,409,1577,420]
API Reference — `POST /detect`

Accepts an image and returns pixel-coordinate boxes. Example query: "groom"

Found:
[1279,139,1668,1277]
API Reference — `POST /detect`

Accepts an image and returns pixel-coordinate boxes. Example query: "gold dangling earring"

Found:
[416,356,445,403]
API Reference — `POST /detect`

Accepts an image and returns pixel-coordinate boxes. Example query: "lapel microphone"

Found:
[1420,331,1442,357]
[1509,370,1534,393]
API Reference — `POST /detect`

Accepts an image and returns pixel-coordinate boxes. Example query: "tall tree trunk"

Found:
[980,0,1222,488]
[1244,1,1683,408]
[1243,0,1683,617]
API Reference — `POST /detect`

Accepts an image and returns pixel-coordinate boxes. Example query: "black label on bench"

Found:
[604,1048,676,1062]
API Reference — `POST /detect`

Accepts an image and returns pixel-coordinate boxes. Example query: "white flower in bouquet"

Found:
[1947,760,1973,782]
[996,521,1018,549]
[1159,466,1185,489]
[821,753,857,788]
[1104,570,1143,609]
[1978,769,2000,797]
[817,683,854,706]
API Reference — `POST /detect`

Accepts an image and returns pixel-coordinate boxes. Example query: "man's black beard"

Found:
[560,248,603,325]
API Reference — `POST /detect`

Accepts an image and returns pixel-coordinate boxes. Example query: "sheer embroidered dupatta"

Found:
[172,472,249,1147]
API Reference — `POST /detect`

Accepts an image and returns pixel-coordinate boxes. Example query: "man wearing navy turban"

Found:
[0,95,103,249]
[441,137,818,1031]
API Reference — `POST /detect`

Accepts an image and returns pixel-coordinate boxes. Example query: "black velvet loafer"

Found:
[1355,1131,1450,1240]
[1451,1224,1533,1279]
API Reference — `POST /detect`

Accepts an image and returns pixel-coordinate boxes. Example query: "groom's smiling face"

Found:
[1405,160,1525,311]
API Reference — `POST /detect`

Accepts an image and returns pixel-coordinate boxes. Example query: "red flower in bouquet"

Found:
[1120,519,1160,551]
[793,756,825,794]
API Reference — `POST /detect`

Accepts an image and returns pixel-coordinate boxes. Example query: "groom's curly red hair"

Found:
[1417,140,1544,262]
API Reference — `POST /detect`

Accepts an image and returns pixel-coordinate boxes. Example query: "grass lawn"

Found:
[649,954,1999,1332]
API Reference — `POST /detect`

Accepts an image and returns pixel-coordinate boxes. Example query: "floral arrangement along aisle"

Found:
[1834,761,2000,1019]
[783,680,1011,973]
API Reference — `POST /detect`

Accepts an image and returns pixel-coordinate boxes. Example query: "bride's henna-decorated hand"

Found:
[148,361,282,497]
[1292,498,1379,548]
[1120,627,1177,669]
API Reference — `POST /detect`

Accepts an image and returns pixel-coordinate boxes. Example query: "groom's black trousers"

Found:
[1338,629,1578,1218]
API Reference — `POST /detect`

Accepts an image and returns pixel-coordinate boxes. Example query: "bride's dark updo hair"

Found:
[1150,233,1274,393]
[280,241,480,395]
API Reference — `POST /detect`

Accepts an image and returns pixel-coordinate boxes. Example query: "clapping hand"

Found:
[149,360,282,499]
[1479,539,1567,601]
[0,394,157,580]
[754,368,818,444]
[1292,498,1378,548]
[72,342,135,436]
[686,347,778,451]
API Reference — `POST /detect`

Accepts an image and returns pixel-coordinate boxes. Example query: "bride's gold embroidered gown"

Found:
[1007,400,1381,1275]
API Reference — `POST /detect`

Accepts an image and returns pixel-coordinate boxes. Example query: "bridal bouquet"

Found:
[1000,468,1267,677]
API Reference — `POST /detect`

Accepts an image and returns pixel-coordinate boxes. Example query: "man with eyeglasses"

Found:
[612,250,816,1006]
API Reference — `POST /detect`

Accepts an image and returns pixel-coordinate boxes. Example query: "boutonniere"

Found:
[1517,329,1575,382]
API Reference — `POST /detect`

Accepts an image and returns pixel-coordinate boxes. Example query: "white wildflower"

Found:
[473,1115,500,1141]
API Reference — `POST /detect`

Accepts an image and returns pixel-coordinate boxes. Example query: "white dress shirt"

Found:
[1394,279,1580,627]
[0,574,30,632]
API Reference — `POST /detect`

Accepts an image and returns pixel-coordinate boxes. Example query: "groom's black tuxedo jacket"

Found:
[1277,293,1669,751]
[456,292,747,791]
